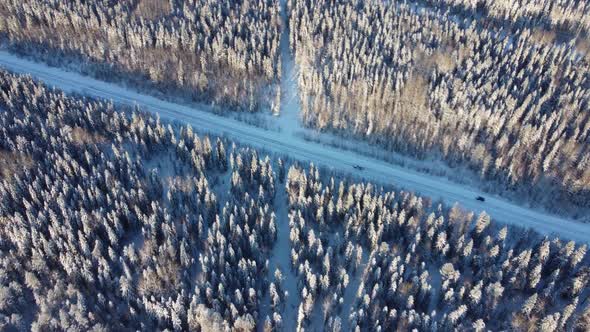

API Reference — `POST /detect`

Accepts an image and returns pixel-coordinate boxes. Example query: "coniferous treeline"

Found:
[285,165,590,331]
[0,0,281,112]
[289,0,590,215]
[424,0,590,36]
[0,69,278,330]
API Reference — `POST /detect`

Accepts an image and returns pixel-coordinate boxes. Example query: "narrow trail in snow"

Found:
[259,2,305,329]
[269,187,300,331]
[276,0,305,136]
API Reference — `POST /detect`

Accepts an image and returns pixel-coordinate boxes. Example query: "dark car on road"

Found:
[353,165,365,171]
[476,196,485,202]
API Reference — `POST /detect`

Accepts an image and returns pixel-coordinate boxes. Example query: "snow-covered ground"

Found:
[339,248,369,331]
[1,51,589,243]
[263,188,300,331]
[275,0,305,137]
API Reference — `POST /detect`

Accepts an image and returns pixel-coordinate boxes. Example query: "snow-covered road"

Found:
[1,51,589,243]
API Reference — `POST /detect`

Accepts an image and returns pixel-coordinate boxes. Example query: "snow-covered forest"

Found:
[286,165,590,331]
[289,0,590,212]
[425,0,590,36]
[1,0,589,214]
[0,0,281,112]
[1,0,590,329]
[1,69,589,331]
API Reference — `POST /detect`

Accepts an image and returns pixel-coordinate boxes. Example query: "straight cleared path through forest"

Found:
[1,51,589,243]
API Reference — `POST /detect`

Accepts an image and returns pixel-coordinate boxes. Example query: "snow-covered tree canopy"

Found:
[0,69,587,331]
[0,0,282,112]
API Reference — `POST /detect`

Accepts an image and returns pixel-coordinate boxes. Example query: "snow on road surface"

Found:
[1,51,589,243]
